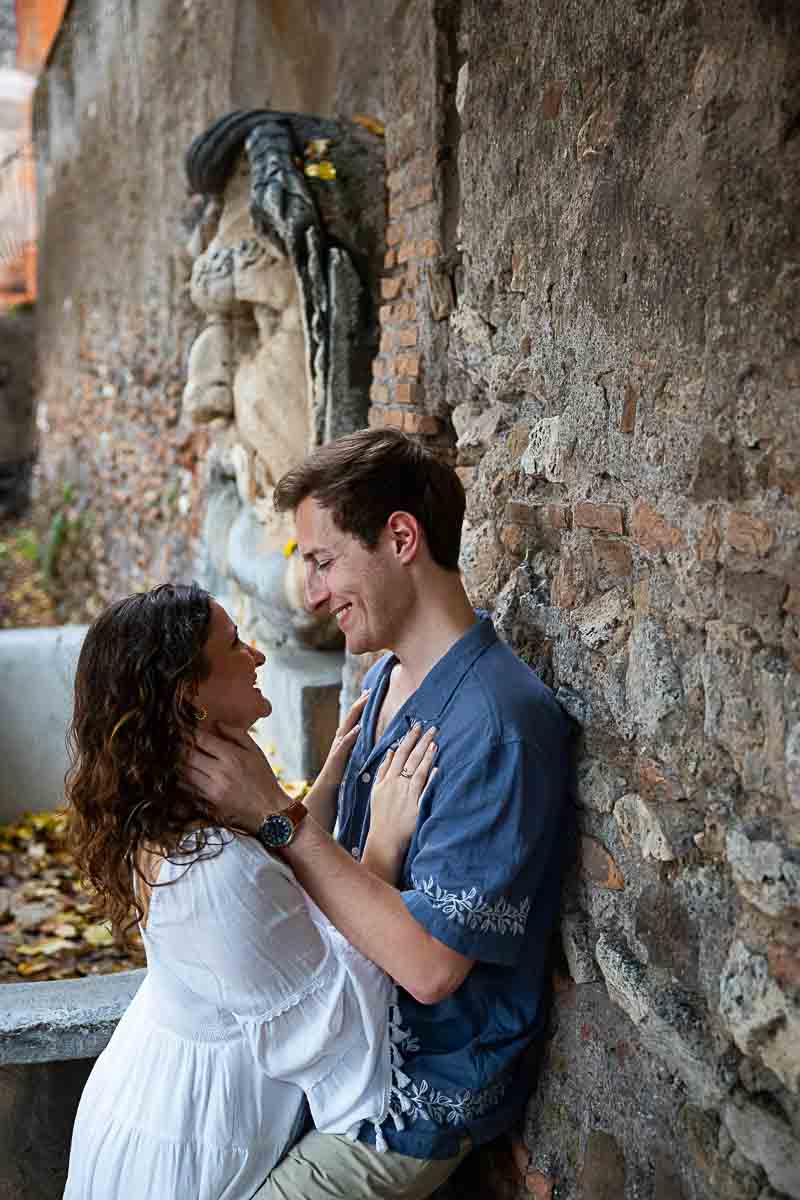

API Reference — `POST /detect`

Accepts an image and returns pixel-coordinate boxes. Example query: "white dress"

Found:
[64,830,395,1200]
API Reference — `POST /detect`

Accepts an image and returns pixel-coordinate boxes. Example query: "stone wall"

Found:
[0,0,15,68]
[34,1,800,1197]
[374,2,799,1198]
[33,0,383,617]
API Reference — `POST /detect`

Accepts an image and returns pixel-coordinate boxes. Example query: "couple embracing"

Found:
[64,428,571,1200]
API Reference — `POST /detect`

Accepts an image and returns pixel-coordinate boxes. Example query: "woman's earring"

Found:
[194,705,208,722]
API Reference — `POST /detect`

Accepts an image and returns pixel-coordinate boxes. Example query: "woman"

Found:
[63,582,434,1200]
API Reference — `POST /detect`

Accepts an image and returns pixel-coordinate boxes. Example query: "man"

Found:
[189,428,571,1199]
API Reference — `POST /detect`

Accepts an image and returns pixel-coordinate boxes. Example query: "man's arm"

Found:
[284,816,474,1005]
[185,725,474,1003]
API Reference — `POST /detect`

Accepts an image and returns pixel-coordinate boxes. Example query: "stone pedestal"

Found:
[0,971,144,1200]
[0,625,88,821]
[254,645,343,782]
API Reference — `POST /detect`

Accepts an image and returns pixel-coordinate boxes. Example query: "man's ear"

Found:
[386,511,422,562]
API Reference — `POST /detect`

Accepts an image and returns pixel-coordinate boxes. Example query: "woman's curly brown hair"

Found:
[65,582,224,935]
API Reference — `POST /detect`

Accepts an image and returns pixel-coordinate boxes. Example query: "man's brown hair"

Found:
[274,428,465,570]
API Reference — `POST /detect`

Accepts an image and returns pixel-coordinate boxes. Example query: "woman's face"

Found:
[194,600,272,729]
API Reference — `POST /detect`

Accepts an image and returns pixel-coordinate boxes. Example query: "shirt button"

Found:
[351,846,361,860]
[361,772,371,783]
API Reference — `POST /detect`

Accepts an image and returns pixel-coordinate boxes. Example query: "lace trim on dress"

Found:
[236,966,331,1024]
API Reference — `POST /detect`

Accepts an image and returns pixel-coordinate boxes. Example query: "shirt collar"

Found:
[365,613,498,755]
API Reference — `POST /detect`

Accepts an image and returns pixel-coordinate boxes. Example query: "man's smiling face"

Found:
[295,496,408,656]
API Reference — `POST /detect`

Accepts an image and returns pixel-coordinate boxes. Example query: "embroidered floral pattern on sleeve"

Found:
[412,876,531,936]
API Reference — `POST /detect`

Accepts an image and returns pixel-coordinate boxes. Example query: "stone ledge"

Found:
[0,969,144,1066]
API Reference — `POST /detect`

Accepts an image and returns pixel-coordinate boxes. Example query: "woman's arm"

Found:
[295,692,368,832]
[361,724,437,882]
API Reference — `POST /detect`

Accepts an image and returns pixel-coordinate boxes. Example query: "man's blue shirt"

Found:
[336,616,570,1159]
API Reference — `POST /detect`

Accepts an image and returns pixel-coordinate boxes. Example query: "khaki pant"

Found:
[251,1130,471,1200]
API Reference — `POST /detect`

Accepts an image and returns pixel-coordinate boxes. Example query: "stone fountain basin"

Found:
[0,626,142,1197]
[0,971,144,1199]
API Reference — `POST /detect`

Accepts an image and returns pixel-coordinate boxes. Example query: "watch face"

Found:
[258,812,294,848]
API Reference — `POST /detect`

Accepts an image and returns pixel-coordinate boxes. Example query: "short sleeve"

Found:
[150,833,393,1128]
[152,833,331,1019]
[402,738,566,966]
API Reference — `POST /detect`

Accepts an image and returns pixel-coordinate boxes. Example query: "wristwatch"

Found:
[256,799,308,851]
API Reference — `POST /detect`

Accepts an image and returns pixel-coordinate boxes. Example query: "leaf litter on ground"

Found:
[0,808,145,983]
[0,764,309,983]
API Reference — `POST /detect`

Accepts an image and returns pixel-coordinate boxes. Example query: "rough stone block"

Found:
[722,1097,800,1198]
[625,619,684,741]
[573,587,629,650]
[595,935,728,1107]
[726,826,800,917]
[719,940,800,1093]
[561,913,599,983]
[576,758,628,814]
[614,792,676,861]
[701,623,788,799]
[683,1105,761,1200]
[720,569,787,621]
[455,403,511,463]
[520,417,563,482]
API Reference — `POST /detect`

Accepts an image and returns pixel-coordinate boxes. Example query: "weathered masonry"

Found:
[33,2,800,1198]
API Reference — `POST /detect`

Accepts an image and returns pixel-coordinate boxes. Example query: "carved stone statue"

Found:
[183,110,385,774]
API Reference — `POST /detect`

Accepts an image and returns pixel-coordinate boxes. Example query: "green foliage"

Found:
[35,483,92,586]
[42,510,68,583]
[13,529,39,563]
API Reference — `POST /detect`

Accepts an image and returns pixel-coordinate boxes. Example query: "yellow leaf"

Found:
[282,539,297,558]
[53,923,78,939]
[352,114,385,137]
[38,937,76,956]
[304,161,337,181]
[82,922,114,947]
[17,959,50,976]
